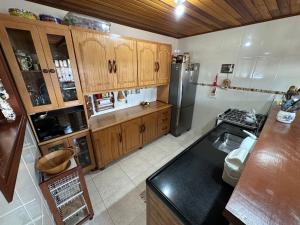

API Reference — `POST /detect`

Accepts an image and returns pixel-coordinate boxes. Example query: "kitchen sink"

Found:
[212,132,244,153]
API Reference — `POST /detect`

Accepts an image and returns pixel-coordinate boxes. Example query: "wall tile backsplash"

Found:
[0,124,55,225]
[178,16,300,135]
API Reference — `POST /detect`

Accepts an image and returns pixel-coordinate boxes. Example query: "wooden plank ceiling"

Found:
[28,0,300,38]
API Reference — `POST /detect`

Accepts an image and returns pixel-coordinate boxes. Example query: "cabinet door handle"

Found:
[144,124,146,132]
[157,62,160,72]
[119,133,122,143]
[49,69,56,73]
[113,60,117,73]
[42,69,49,73]
[154,62,158,72]
[108,60,112,73]
[140,125,143,133]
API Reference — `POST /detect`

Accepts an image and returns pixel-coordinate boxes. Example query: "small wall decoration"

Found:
[221,64,235,73]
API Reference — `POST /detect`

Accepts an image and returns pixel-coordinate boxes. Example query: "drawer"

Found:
[157,108,171,136]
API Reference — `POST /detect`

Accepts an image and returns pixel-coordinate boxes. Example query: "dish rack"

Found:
[39,159,93,225]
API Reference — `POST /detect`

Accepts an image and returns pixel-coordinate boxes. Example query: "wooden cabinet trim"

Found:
[37,26,83,108]
[0,21,59,113]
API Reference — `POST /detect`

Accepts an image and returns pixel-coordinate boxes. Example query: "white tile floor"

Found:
[83,130,201,225]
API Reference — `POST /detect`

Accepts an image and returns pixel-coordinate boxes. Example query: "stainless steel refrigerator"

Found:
[169,63,199,137]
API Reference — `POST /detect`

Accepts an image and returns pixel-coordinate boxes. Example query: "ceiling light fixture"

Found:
[175,4,185,18]
[174,0,185,19]
[174,0,186,4]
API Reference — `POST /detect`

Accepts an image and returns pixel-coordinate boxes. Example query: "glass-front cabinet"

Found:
[0,21,82,114]
[40,131,96,173]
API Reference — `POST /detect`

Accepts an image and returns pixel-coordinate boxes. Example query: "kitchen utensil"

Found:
[140,101,150,107]
[276,110,296,124]
[117,91,125,102]
[32,63,40,71]
[36,148,74,175]
[15,50,32,71]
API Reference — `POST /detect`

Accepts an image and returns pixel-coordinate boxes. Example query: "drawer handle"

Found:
[162,126,168,130]
[162,118,168,122]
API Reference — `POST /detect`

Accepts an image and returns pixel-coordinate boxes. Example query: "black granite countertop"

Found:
[146,122,250,225]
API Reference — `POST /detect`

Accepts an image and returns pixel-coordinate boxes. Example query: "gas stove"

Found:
[217,109,266,134]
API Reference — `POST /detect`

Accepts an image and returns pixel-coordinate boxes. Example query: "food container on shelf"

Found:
[39,14,62,24]
[9,8,38,20]
[64,12,110,32]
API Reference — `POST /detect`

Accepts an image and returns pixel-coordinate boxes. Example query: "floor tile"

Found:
[85,210,114,225]
[93,164,134,201]
[106,186,145,225]
[118,154,152,180]
[129,209,146,225]
[137,144,169,166]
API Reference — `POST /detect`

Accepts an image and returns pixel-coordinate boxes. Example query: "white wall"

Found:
[178,16,300,135]
[0,125,55,225]
[0,1,176,224]
[0,0,178,49]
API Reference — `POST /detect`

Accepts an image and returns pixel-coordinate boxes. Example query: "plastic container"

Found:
[64,12,110,32]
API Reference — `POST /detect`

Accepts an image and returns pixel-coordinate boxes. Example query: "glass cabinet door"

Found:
[68,132,95,173]
[1,22,58,113]
[38,27,83,108]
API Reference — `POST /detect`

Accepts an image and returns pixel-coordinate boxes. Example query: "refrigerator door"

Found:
[169,63,184,108]
[181,63,199,108]
[169,63,200,136]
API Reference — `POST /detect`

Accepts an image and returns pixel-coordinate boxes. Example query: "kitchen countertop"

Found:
[89,101,172,132]
[224,105,300,225]
[147,122,250,225]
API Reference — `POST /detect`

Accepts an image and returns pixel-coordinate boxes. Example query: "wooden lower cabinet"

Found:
[147,186,183,225]
[92,107,171,168]
[157,108,171,136]
[142,113,158,145]
[39,131,96,173]
[92,125,122,169]
[121,118,143,155]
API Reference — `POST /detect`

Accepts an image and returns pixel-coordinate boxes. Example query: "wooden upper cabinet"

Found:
[121,118,143,154]
[137,41,157,86]
[113,38,138,89]
[0,21,58,113]
[72,29,114,93]
[92,125,122,168]
[38,26,83,108]
[142,112,158,145]
[157,44,171,85]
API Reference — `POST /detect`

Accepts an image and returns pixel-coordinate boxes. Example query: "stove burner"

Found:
[217,109,266,132]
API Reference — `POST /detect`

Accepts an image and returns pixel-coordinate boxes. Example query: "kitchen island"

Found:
[146,122,249,225]
[224,105,300,225]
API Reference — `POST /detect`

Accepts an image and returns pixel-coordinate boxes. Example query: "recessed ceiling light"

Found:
[175,4,185,18]
[174,0,185,4]
[244,41,252,47]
